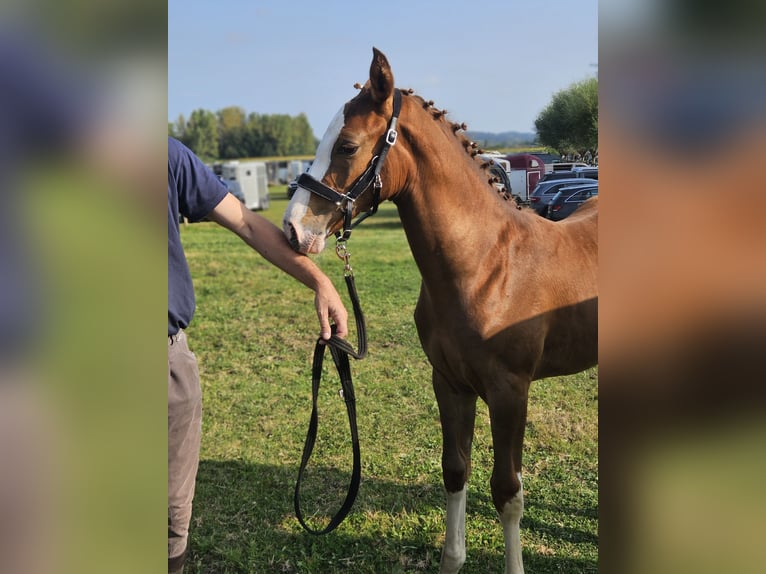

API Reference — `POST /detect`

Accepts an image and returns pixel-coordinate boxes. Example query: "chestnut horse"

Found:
[283,48,597,574]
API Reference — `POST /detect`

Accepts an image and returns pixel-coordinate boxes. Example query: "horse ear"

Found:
[369,47,394,105]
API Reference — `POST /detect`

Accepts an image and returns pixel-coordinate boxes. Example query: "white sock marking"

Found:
[500,473,525,574]
[440,487,467,574]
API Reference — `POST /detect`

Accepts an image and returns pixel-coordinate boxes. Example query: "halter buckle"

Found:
[339,195,355,211]
[385,128,398,146]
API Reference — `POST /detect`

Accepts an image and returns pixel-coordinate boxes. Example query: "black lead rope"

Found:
[294,270,367,535]
[293,91,401,534]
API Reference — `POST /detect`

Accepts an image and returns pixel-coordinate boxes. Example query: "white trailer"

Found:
[509,170,528,202]
[287,160,305,182]
[220,160,270,211]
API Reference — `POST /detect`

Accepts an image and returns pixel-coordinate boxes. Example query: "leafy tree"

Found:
[217,106,247,158]
[265,114,292,156]
[183,109,218,160]
[170,107,317,159]
[291,113,318,155]
[247,113,278,156]
[169,114,186,140]
[535,78,598,156]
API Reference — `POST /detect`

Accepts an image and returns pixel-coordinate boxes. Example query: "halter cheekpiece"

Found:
[296,89,402,239]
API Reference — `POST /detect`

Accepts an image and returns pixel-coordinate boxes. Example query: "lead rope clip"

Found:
[335,237,353,277]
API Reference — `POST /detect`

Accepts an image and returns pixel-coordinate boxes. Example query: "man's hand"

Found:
[314,280,348,341]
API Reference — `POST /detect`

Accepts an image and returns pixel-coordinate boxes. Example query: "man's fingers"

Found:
[331,308,349,340]
[318,311,332,340]
[334,327,349,339]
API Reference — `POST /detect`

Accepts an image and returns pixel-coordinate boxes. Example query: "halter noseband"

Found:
[295,89,402,239]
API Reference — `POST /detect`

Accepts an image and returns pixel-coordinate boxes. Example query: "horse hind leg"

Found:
[488,377,530,574]
[432,370,478,574]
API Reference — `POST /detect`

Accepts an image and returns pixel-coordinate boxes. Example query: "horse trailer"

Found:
[219,160,270,211]
[503,153,546,203]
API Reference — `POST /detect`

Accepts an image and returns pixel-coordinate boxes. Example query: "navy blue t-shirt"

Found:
[167,137,228,335]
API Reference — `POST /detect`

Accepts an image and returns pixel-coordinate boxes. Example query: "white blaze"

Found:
[283,106,345,233]
[308,106,345,179]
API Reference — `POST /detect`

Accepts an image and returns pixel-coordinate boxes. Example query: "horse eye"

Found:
[337,142,359,156]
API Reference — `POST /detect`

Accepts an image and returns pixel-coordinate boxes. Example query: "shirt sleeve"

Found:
[168,138,228,222]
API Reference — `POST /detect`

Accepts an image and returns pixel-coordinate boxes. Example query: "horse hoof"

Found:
[439,552,465,574]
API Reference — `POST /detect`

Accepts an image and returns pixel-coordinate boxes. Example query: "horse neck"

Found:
[390,104,525,292]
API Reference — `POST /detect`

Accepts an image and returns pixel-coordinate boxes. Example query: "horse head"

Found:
[283,48,405,254]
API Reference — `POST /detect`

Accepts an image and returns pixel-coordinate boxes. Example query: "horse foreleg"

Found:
[442,486,467,574]
[500,473,524,574]
[488,378,529,574]
[433,370,477,574]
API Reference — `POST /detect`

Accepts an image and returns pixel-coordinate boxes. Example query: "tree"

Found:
[217,106,247,158]
[168,107,317,159]
[535,78,598,156]
[183,109,218,160]
[246,113,277,157]
[291,113,318,155]
[168,114,186,139]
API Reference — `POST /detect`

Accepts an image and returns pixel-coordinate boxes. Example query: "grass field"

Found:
[181,188,598,573]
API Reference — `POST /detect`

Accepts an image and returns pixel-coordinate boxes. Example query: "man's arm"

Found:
[207,193,348,340]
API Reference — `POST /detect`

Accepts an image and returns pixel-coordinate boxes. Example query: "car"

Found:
[527,177,598,215]
[539,170,576,182]
[549,161,589,172]
[546,185,598,221]
[572,166,599,180]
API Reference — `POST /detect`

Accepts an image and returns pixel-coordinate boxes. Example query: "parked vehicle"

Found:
[219,160,270,210]
[502,153,546,203]
[549,161,589,172]
[540,170,576,182]
[572,166,599,180]
[546,185,598,221]
[528,177,598,215]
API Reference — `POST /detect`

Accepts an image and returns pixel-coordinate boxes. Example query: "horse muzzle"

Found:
[283,217,329,255]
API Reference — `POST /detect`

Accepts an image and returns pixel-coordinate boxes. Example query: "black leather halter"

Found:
[295,89,402,239]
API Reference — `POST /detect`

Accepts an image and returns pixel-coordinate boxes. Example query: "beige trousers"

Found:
[167,330,202,561]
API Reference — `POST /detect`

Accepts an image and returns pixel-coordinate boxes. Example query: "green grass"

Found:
[181,188,597,573]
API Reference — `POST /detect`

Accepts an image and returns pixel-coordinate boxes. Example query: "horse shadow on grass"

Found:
[186,459,597,573]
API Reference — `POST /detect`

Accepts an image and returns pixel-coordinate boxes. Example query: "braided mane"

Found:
[354,83,517,204]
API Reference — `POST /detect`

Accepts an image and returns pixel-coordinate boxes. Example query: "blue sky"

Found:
[168,0,597,136]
